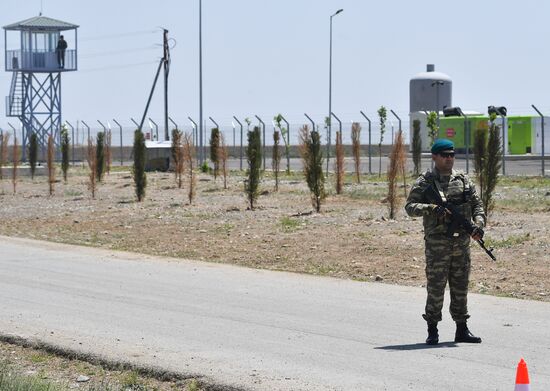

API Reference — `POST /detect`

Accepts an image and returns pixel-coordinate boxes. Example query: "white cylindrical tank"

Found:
[410,64,452,113]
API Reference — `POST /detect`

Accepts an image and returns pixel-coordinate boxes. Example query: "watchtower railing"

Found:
[5,49,77,72]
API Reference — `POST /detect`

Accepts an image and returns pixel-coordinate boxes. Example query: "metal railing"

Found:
[5,49,77,72]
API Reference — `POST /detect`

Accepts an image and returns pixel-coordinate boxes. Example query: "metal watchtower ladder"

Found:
[4,15,78,159]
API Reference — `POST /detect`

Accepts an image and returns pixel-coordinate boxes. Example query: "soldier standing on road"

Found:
[405,139,485,345]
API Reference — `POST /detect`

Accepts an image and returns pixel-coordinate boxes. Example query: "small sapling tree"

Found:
[351,122,361,183]
[482,113,503,217]
[171,128,184,188]
[29,132,38,180]
[387,131,406,219]
[47,135,55,195]
[61,125,70,182]
[274,114,290,173]
[220,133,228,190]
[96,131,105,182]
[245,126,262,210]
[377,106,387,177]
[183,132,196,204]
[209,127,220,179]
[272,130,281,191]
[86,138,97,199]
[412,119,422,176]
[299,125,325,212]
[133,129,147,202]
[426,111,439,169]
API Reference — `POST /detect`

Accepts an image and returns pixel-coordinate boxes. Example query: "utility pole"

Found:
[163,28,170,141]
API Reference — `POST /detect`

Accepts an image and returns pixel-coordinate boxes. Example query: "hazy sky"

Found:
[2,0,550,134]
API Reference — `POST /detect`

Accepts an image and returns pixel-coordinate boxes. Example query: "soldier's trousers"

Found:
[423,234,471,323]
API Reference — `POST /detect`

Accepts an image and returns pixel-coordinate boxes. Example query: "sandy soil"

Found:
[0,166,549,303]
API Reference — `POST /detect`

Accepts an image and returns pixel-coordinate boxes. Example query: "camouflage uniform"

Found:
[405,167,485,323]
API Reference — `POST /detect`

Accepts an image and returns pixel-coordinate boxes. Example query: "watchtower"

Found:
[3,15,78,156]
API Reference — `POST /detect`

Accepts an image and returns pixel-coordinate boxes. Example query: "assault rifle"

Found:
[423,184,496,261]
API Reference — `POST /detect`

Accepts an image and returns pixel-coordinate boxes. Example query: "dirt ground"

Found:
[0,165,549,304]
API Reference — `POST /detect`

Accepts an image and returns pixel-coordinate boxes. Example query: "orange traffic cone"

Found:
[514,358,530,391]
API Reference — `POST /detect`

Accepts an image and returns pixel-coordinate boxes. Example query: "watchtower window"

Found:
[32,32,58,51]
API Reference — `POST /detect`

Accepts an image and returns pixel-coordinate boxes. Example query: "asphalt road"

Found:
[1,235,549,390]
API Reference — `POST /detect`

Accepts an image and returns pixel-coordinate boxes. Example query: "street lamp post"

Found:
[489,106,507,175]
[112,119,124,166]
[278,114,290,173]
[531,105,546,177]
[451,107,470,174]
[360,110,372,175]
[232,116,243,170]
[255,115,266,170]
[431,80,445,129]
[328,8,344,177]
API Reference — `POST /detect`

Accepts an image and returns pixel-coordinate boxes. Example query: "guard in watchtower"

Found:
[405,139,485,345]
[56,35,67,68]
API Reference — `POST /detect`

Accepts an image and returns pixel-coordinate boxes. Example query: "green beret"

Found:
[431,139,454,154]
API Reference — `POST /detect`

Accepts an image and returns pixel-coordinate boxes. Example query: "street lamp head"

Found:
[443,107,463,117]
[488,105,507,117]
[332,9,344,17]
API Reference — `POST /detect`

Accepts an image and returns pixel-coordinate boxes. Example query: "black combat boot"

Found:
[454,322,482,343]
[426,322,439,345]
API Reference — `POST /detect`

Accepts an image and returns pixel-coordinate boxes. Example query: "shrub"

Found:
[387,131,406,219]
[412,119,422,176]
[377,106,387,177]
[87,138,97,199]
[96,131,105,182]
[299,125,325,212]
[209,127,220,179]
[47,135,55,195]
[245,126,262,210]
[132,129,147,202]
[183,132,196,204]
[482,114,503,217]
[171,128,184,188]
[61,125,70,182]
[28,132,38,180]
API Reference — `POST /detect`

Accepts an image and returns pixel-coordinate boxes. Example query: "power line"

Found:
[80,45,158,59]
[79,60,158,73]
[80,29,158,42]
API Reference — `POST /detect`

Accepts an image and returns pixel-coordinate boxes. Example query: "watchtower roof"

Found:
[3,15,79,31]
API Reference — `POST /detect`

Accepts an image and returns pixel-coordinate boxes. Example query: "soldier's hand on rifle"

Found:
[471,226,484,241]
[431,205,449,218]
